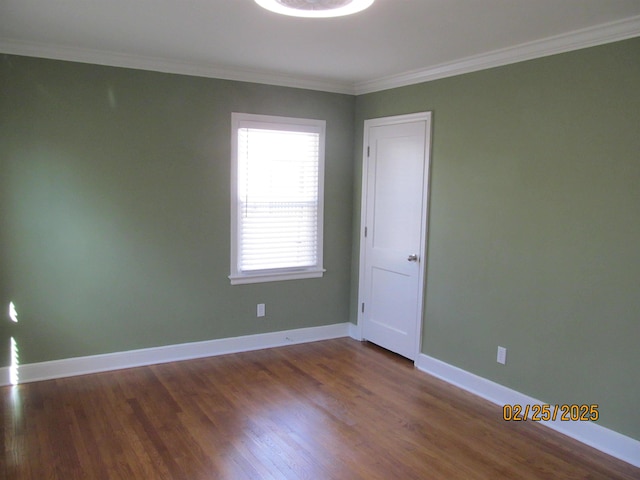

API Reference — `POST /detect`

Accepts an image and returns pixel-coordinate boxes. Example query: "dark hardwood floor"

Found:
[1,338,638,479]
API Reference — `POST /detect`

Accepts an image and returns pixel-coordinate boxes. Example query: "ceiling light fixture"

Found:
[255,0,375,18]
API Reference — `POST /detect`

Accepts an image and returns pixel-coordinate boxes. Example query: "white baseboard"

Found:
[415,353,640,468]
[0,322,350,387]
[348,321,362,340]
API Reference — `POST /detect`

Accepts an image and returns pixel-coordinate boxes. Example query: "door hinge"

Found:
[367,146,370,157]
[361,302,365,313]
[364,226,368,237]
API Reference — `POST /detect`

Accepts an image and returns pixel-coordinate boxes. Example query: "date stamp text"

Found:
[503,404,599,422]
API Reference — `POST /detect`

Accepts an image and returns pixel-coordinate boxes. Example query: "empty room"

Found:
[1,1,639,478]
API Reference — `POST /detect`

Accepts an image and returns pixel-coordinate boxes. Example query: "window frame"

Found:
[229,112,326,285]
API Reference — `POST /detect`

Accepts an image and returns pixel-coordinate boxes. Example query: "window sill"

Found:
[229,268,325,285]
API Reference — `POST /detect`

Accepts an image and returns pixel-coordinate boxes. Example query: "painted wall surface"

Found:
[353,38,640,440]
[0,55,355,366]
[2,37,639,444]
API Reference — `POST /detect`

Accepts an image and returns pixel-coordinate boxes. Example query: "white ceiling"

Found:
[1,0,639,94]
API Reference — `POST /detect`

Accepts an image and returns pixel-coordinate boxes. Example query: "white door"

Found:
[359,113,431,360]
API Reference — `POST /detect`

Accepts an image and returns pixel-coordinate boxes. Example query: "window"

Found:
[230,113,326,285]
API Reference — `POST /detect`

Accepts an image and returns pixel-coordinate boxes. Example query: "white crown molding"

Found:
[415,353,640,469]
[355,15,640,95]
[0,322,350,386]
[1,16,639,96]
[0,38,356,95]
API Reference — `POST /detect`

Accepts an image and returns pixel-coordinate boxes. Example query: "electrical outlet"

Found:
[257,303,266,317]
[497,346,507,365]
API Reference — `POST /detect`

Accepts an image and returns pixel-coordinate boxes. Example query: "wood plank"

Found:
[1,338,638,479]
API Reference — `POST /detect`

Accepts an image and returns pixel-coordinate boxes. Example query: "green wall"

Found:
[0,55,355,365]
[2,37,639,442]
[354,37,640,440]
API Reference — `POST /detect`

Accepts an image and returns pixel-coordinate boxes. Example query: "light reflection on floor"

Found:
[4,389,23,471]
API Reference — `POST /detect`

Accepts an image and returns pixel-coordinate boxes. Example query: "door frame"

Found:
[356,111,433,362]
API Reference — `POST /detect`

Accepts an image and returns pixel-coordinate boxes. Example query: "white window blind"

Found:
[230,113,325,285]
